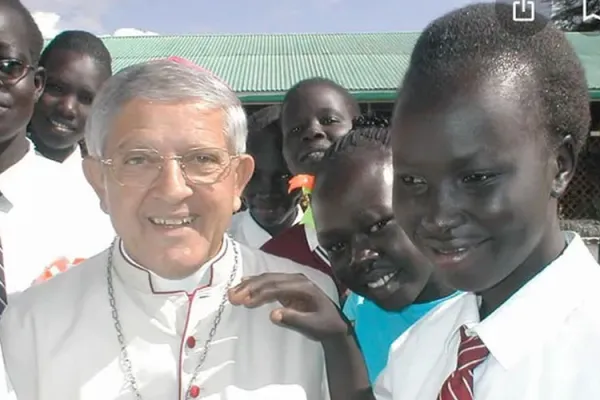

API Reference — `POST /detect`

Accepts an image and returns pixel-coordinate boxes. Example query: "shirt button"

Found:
[186,336,196,348]
[189,385,200,398]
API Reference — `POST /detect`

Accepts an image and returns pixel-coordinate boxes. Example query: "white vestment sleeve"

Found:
[0,295,39,400]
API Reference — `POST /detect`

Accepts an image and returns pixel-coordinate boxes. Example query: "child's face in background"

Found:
[281,84,356,175]
[244,125,300,229]
[313,154,435,311]
[391,76,574,297]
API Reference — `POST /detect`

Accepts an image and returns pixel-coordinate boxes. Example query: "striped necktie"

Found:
[0,236,6,314]
[437,325,489,400]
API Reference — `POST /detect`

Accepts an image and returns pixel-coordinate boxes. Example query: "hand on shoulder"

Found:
[228,272,350,341]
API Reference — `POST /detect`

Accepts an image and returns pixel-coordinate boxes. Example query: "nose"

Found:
[301,122,326,142]
[349,235,379,273]
[57,96,77,119]
[421,184,464,235]
[151,158,194,204]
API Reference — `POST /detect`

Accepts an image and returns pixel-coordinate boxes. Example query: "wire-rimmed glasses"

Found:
[100,147,238,187]
[0,59,34,85]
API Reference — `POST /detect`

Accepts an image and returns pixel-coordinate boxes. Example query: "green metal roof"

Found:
[44,32,600,102]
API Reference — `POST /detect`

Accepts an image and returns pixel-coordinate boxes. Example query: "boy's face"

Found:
[313,154,434,311]
[280,84,356,175]
[244,125,300,228]
[391,77,572,296]
[30,50,109,150]
[0,6,45,144]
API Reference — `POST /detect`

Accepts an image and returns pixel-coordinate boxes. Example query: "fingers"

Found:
[228,272,316,308]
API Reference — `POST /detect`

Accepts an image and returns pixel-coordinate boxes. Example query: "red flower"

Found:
[288,174,315,193]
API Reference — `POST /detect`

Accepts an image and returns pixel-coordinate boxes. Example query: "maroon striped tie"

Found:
[437,325,489,400]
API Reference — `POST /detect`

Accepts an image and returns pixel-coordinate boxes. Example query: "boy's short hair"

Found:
[247,105,281,134]
[395,2,590,156]
[282,77,360,114]
[246,105,282,147]
[40,30,112,76]
[319,114,390,167]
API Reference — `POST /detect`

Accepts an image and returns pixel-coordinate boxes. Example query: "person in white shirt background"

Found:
[0,0,114,293]
[228,3,600,400]
[28,30,112,166]
[0,57,338,400]
[228,104,303,248]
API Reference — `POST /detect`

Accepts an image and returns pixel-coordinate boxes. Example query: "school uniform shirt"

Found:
[0,234,337,400]
[227,206,304,248]
[260,224,340,289]
[33,142,116,283]
[0,141,97,292]
[374,231,600,400]
[343,291,460,383]
[0,344,15,400]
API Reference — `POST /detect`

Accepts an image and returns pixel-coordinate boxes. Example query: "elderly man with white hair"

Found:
[0,59,337,399]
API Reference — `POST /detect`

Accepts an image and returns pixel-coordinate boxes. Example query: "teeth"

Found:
[149,216,195,226]
[50,120,73,131]
[305,152,324,161]
[436,248,467,255]
[367,272,397,289]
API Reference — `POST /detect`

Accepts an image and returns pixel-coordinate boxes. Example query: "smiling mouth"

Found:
[300,151,325,163]
[365,271,400,289]
[148,216,197,227]
[49,119,76,133]
[426,239,488,269]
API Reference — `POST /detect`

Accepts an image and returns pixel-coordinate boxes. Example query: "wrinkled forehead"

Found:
[105,98,229,153]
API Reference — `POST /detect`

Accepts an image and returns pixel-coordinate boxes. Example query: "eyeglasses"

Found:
[0,59,34,85]
[101,147,238,187]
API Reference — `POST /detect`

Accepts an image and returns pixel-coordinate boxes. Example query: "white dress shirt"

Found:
[374,231,600,400]
[0,141,114,292]
[0,235,337,400]
[228,206,303,248]
[0,344,15,400]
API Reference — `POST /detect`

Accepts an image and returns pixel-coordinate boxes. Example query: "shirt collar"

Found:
[0,139,35,206]
[62,145,82,167]
[445,232,598,370]
[304,224,330,265]
[113,234,240,295]
[239,205,304,248]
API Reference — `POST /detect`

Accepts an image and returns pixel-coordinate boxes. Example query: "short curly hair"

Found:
[395,2,591,156]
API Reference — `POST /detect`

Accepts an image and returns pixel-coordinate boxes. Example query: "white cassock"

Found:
[0,235,337,400]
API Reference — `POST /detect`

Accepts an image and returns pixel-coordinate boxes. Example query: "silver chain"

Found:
[107,237,240,399]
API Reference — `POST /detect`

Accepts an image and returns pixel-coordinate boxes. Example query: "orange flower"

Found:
[288,174,315,193]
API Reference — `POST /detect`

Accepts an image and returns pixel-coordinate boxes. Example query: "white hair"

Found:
[84,59,247,157]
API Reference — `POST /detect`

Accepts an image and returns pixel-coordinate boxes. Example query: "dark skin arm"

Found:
[228,273,376,400]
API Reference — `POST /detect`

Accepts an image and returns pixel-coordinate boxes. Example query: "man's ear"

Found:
[82,157,109,214]
[232,154,254,213]
[33,66,46,102]
[550,134,576,198]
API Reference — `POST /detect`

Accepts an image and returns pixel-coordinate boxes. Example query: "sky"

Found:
[22,0,491,38]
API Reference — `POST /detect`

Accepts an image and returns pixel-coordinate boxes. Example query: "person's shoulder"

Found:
[4,250,108,320]
[388,292,469,355]
[239,243,338,302]
[262,224,306,247]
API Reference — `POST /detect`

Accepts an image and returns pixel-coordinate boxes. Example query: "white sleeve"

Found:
[373,361,394,399]
[0,297,39,400]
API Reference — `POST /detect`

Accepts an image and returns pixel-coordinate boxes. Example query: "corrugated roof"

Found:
[44,32,600,101]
